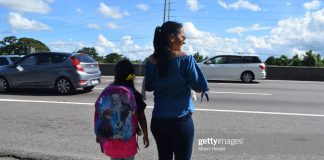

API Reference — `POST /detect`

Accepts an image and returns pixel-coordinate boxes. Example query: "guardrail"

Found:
[99,64,324,81]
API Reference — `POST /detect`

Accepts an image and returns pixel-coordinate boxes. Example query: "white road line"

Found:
[1,98,323,117]
[215,83,261,86]
[0,99,94,105]
[210,91,272,96]
[146,106,324,117]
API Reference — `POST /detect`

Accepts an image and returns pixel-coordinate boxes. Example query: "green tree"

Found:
[0,36,20,54]
[193,52,204,63]
[0,36,50,55]
[77,47,99,60]
[290,54,302,66]
[18,37,50,54]
[315,54,323,67]
[104,53,123,63]
[302,50,317,66]
[265,56,276,65]
[277,55,289,66]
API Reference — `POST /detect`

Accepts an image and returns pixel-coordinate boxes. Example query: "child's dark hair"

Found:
[153,21,183,77]
[113,59,136,92]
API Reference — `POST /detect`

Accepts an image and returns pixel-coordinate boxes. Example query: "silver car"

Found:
[0,52,101,94]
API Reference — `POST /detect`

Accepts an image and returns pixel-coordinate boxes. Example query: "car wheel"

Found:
[0,77,9,93]
[83,86,95,91]
[56,78,73,94]
[241,72,254,83]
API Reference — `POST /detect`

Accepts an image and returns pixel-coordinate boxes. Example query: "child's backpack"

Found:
[94,85,138,141]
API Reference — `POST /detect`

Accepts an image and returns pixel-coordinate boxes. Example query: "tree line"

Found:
[0,36,141,63]
[1,36,324,66]
[265,50,324,67]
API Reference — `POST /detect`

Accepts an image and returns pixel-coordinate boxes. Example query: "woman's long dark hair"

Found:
[153,21,183,77]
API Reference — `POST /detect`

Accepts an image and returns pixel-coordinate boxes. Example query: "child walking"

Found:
[94,59,149,160]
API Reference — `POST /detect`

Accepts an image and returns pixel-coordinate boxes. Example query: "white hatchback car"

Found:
[198,54,266,83]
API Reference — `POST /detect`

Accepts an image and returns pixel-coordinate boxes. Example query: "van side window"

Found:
[210,56,226,64]
[225,56,242,64]
[243,56,262,63]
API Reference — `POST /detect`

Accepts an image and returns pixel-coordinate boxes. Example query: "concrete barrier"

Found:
[99,64,324,81]
[99,63,145,76]
[266,66,324,81]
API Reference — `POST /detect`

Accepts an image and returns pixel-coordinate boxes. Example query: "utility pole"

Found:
[163,0,171,23]
[168,0,170,21]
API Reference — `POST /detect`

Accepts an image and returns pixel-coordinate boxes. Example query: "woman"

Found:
[145,21,209,160]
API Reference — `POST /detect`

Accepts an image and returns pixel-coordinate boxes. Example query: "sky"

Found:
[1,0,324,61]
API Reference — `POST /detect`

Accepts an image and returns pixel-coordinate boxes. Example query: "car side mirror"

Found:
[205,60,212,65]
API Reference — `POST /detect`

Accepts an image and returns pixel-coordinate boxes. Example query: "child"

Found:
[95,59,149,160]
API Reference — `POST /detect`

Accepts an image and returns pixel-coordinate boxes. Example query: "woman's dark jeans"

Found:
[151,114,194,160]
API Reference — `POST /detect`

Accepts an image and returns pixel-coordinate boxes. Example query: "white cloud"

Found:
[269,9,324,51]
[286,2,291,6]
[94,46,106,56]
[183,22,248,57]
[107,22,119,29]
[187,0,199,11]
[136,3,149,11]
[124,11,130,16]
[87,23,100,29]
[303,0,321,10]
[98,2,127,19]
[245,36,271,49]
[48,40,86,53]
[8,12,50,31]
[76,8,82,14]
[121,36,133,46]
[0,0,51,14]
[227,24,272,35]
[98,34,116,48]
[218,0,261,12]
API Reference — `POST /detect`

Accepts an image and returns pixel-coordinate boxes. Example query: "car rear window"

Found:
[243,56,262,63]
[73,54,96,63]
[0,57,9,66]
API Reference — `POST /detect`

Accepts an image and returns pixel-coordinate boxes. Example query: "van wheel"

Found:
[83,86,95,92]
[0,77,9,93]
[56,78,73,94]
[241,72,254,83]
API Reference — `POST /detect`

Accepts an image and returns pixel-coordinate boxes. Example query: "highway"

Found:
[1,77,324,160]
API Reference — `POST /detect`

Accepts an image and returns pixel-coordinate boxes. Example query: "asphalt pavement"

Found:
[1,77,324,160]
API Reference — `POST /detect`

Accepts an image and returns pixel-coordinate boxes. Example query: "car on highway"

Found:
[0,52,101,94]
[0,55,23,68]
[198,54,266,83]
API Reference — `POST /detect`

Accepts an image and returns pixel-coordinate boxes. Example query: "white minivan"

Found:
[198,54,266,83]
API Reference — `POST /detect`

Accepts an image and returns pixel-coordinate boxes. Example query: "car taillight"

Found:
[259,64,265,70]
[71,57,84,72]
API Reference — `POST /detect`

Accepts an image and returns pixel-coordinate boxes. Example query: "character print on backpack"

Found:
[95,85,137,141]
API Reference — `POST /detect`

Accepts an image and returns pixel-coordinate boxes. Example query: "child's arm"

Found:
[138,111,149,148]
